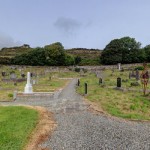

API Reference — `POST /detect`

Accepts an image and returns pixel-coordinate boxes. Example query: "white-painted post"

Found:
[24,72,33,93]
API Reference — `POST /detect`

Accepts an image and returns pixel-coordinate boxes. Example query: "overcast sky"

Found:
[0,0,150,49]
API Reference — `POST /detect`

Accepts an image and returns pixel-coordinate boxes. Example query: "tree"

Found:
[101,36,142,64]
[143,45,150,62]
[64,54,75,66]
[44,42,66,66]
[12,47,47,66]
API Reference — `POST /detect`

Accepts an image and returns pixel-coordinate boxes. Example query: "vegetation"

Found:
[66,48,101,65]
[100,36,144,64]
[77,70,150,120]
[1,36,150,65]
[0,106,38,150]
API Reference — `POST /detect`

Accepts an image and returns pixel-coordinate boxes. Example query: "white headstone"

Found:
[118,63,121,71]
[24,72,33,93]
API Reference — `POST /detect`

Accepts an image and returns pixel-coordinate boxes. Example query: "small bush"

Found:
[122,79,128,82]
[130,82,140,86]
[74,68,80,72]
[8,93,13,98]
[135,66,144,70]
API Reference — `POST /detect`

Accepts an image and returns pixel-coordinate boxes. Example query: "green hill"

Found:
[66,48,102,65]
[0,44,32,64]
[0,45,102,65]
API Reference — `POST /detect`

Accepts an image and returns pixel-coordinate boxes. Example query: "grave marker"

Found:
[117,77,121,87]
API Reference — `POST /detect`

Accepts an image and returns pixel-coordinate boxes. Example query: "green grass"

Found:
[0,106,39,150]
[77,72,150,120]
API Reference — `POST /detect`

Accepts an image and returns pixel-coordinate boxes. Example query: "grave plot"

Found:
[77,65,150,120]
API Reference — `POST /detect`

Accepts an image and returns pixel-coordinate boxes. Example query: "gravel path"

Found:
[1,79,150,150]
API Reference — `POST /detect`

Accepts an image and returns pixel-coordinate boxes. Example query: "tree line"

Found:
[100,36,150,65]
[1,36,150,66]
[12,42,75,66]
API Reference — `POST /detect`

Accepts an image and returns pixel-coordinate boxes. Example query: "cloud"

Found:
[54,17,82,35]
[0,32,21,49]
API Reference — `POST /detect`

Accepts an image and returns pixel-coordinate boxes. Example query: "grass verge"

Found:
[0,106,39,150]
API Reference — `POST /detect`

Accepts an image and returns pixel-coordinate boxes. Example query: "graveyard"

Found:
[0,64,150,121]
[77,67,150,120]
[0,64,150,150]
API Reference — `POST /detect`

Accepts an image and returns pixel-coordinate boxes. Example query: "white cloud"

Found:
[0,32,22,49]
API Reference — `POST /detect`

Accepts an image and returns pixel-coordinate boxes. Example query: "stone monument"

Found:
[24,72,33,93]
[118,63,121,71]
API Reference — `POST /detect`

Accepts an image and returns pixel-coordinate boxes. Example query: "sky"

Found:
[0,0,150,49]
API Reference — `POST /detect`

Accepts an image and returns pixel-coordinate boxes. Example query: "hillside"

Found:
[0,46,102,65]
[0,44,32,64]
[66,48,102,65]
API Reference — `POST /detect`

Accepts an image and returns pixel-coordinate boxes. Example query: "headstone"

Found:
[10,73,16,79]
[118,63,121,71]
[24,72,33,93]
[136,69,140,80]
[2,72,6,77]
[49,76,51,81]
[13,91,17,100]
[99,78,102,85]
[32,80,36,85]
[117,77,121,87]
[131,70,135,77]
[21,73,25,78]
[14,82,17,86]
[77,79,80,86]
[129,72,131,79]
[84,83,87,95]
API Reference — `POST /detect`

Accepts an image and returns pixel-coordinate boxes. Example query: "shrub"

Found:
[74,68,80,72]
[130,82,140,86]
[134,66,144,70]
[8,93,13,98]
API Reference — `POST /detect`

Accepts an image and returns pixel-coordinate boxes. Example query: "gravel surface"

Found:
[1,79,150,150]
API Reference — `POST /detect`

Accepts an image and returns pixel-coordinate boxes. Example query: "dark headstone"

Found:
[117,77,121,87]
[14,82,17,86]
[2,72,6,77]
[84,83,87,94]
[21,74,25,78]
[129,72,131,79]
[77,79,80,86]
[99,78,102,85]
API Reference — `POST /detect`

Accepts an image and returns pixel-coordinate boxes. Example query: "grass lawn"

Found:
[77,72,150,120]
[0,106,39,150]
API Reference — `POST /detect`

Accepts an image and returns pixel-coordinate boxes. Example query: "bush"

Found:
[74,68,80,72]
[8,93,13,98]
[134,66,144,70]
[130,82,140,86]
